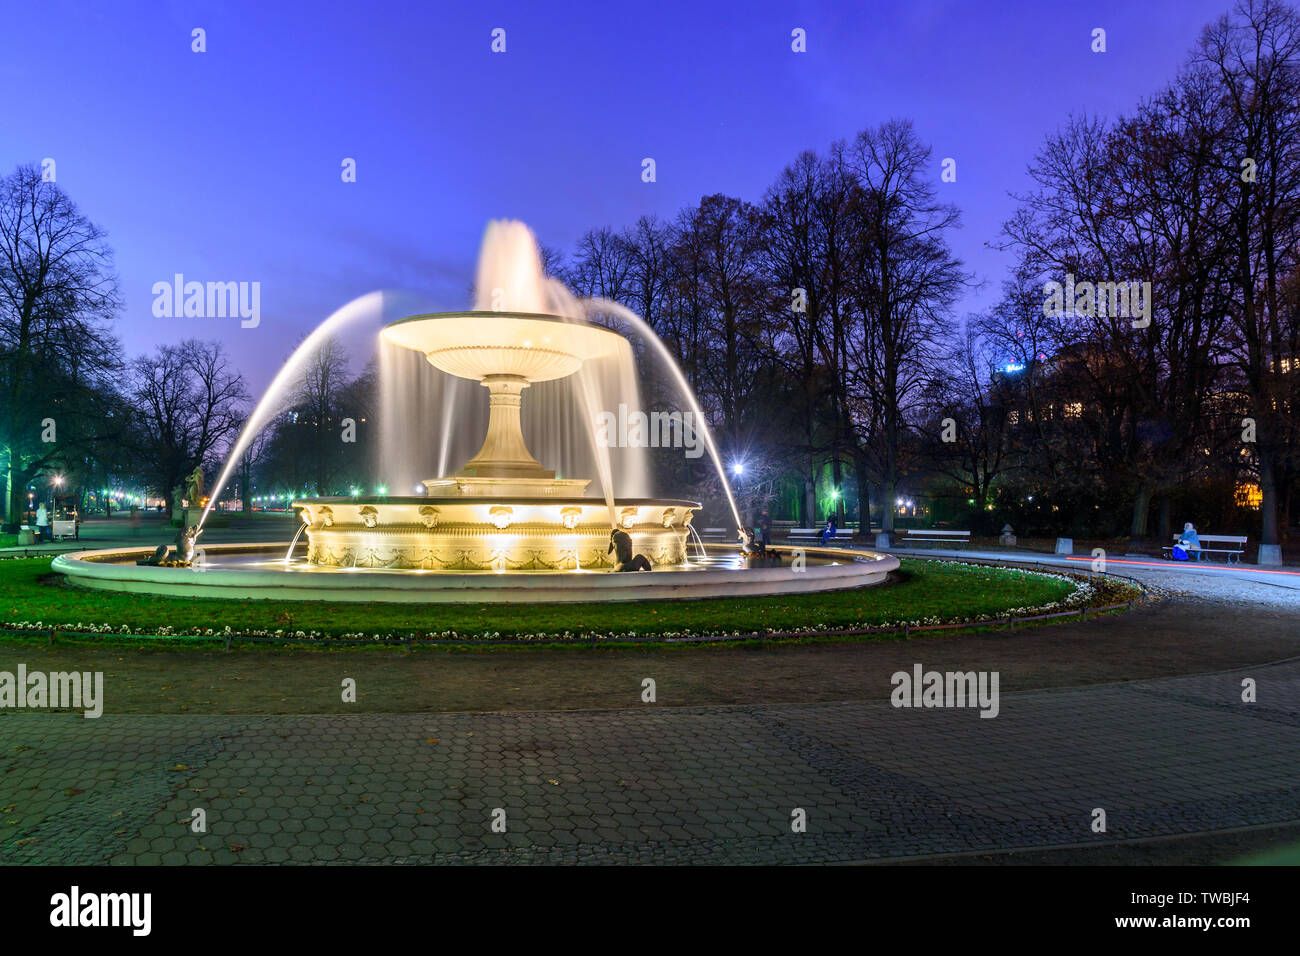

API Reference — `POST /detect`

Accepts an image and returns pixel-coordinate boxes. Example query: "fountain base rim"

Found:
[51,543,899,604]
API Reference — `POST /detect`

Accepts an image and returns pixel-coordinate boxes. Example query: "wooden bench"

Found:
[1162,533,1247,564]
[899,529,971,548]
[786,527,856,545]
[696,527,733,543]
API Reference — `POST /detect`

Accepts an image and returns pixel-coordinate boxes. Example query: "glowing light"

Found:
[732,462,745,476]
[1235,482,1262,509]
[1004,362,1026,373]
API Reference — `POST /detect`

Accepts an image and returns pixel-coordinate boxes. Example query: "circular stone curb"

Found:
[50,542,899,604]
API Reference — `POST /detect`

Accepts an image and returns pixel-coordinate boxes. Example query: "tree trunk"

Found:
[4,459,15,530]
[831,456,845,525]
[1283,476,1293,535]
[855,454,872,538]
[1259,446,1280,546]
[1157,496,1171,544]
[803,464,816,526]
[1128,483,1153,552]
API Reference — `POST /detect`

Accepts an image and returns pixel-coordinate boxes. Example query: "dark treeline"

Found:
[3,1,1297,557]
[545,0,1300,555]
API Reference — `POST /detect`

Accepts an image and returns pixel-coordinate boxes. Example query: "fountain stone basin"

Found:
[292,496,699,571]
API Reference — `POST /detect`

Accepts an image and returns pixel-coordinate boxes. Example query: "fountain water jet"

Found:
[298,306,699,571]
[198,291,386,529]
[587,297,744,532]
[295,222,712,571]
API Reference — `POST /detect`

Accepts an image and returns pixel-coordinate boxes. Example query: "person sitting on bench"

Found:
[1173,522,1201,560]
[819,515,837,547]
[608,528,652,572]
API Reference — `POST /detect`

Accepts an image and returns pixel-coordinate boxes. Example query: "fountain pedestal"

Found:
[459,373,554,479]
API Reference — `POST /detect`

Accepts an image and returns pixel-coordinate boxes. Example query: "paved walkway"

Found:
[880,543,1300,582]
[4,529,1298,864]
[1,514,296,558]
[2,658,1296,865]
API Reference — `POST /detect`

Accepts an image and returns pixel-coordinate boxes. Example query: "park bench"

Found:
[697,527,733,543]
[898,529,971,549]
[1161,533,1247,564]
[786,527,856,545]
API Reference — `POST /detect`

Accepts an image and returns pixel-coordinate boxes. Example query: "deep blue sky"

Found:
[2,0,1234,393]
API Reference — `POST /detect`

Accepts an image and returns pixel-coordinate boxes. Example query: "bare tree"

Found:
[128,340,248,518]
[0,164,122,526]
[839,121,967,538]
[1196,0,1300,560]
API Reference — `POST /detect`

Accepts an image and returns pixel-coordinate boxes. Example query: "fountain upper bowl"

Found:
[381,311,626,383]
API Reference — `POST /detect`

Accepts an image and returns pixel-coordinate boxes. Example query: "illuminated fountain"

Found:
[52,220,899,603]
[294,310,698,571]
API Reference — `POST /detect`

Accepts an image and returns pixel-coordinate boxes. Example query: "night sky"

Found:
[2,0,1233,394]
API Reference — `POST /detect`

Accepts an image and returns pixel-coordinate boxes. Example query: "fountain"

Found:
[293,310,698,571]
[51,220,899,603]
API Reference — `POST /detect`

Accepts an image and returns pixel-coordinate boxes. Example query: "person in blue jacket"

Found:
[819,515,837,547]
[1174,522,1201,560]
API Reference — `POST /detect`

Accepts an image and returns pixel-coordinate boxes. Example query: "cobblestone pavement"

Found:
[1,658,1296,865]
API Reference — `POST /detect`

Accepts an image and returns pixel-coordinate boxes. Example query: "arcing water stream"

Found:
[197,291,386,529]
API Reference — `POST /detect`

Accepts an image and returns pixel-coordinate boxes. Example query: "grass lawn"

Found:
[0,556,1098,643]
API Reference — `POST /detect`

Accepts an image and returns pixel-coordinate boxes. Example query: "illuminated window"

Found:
[1007,411,1019,425]
[1235,483,1262,509]
[1065,402,1082,418]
